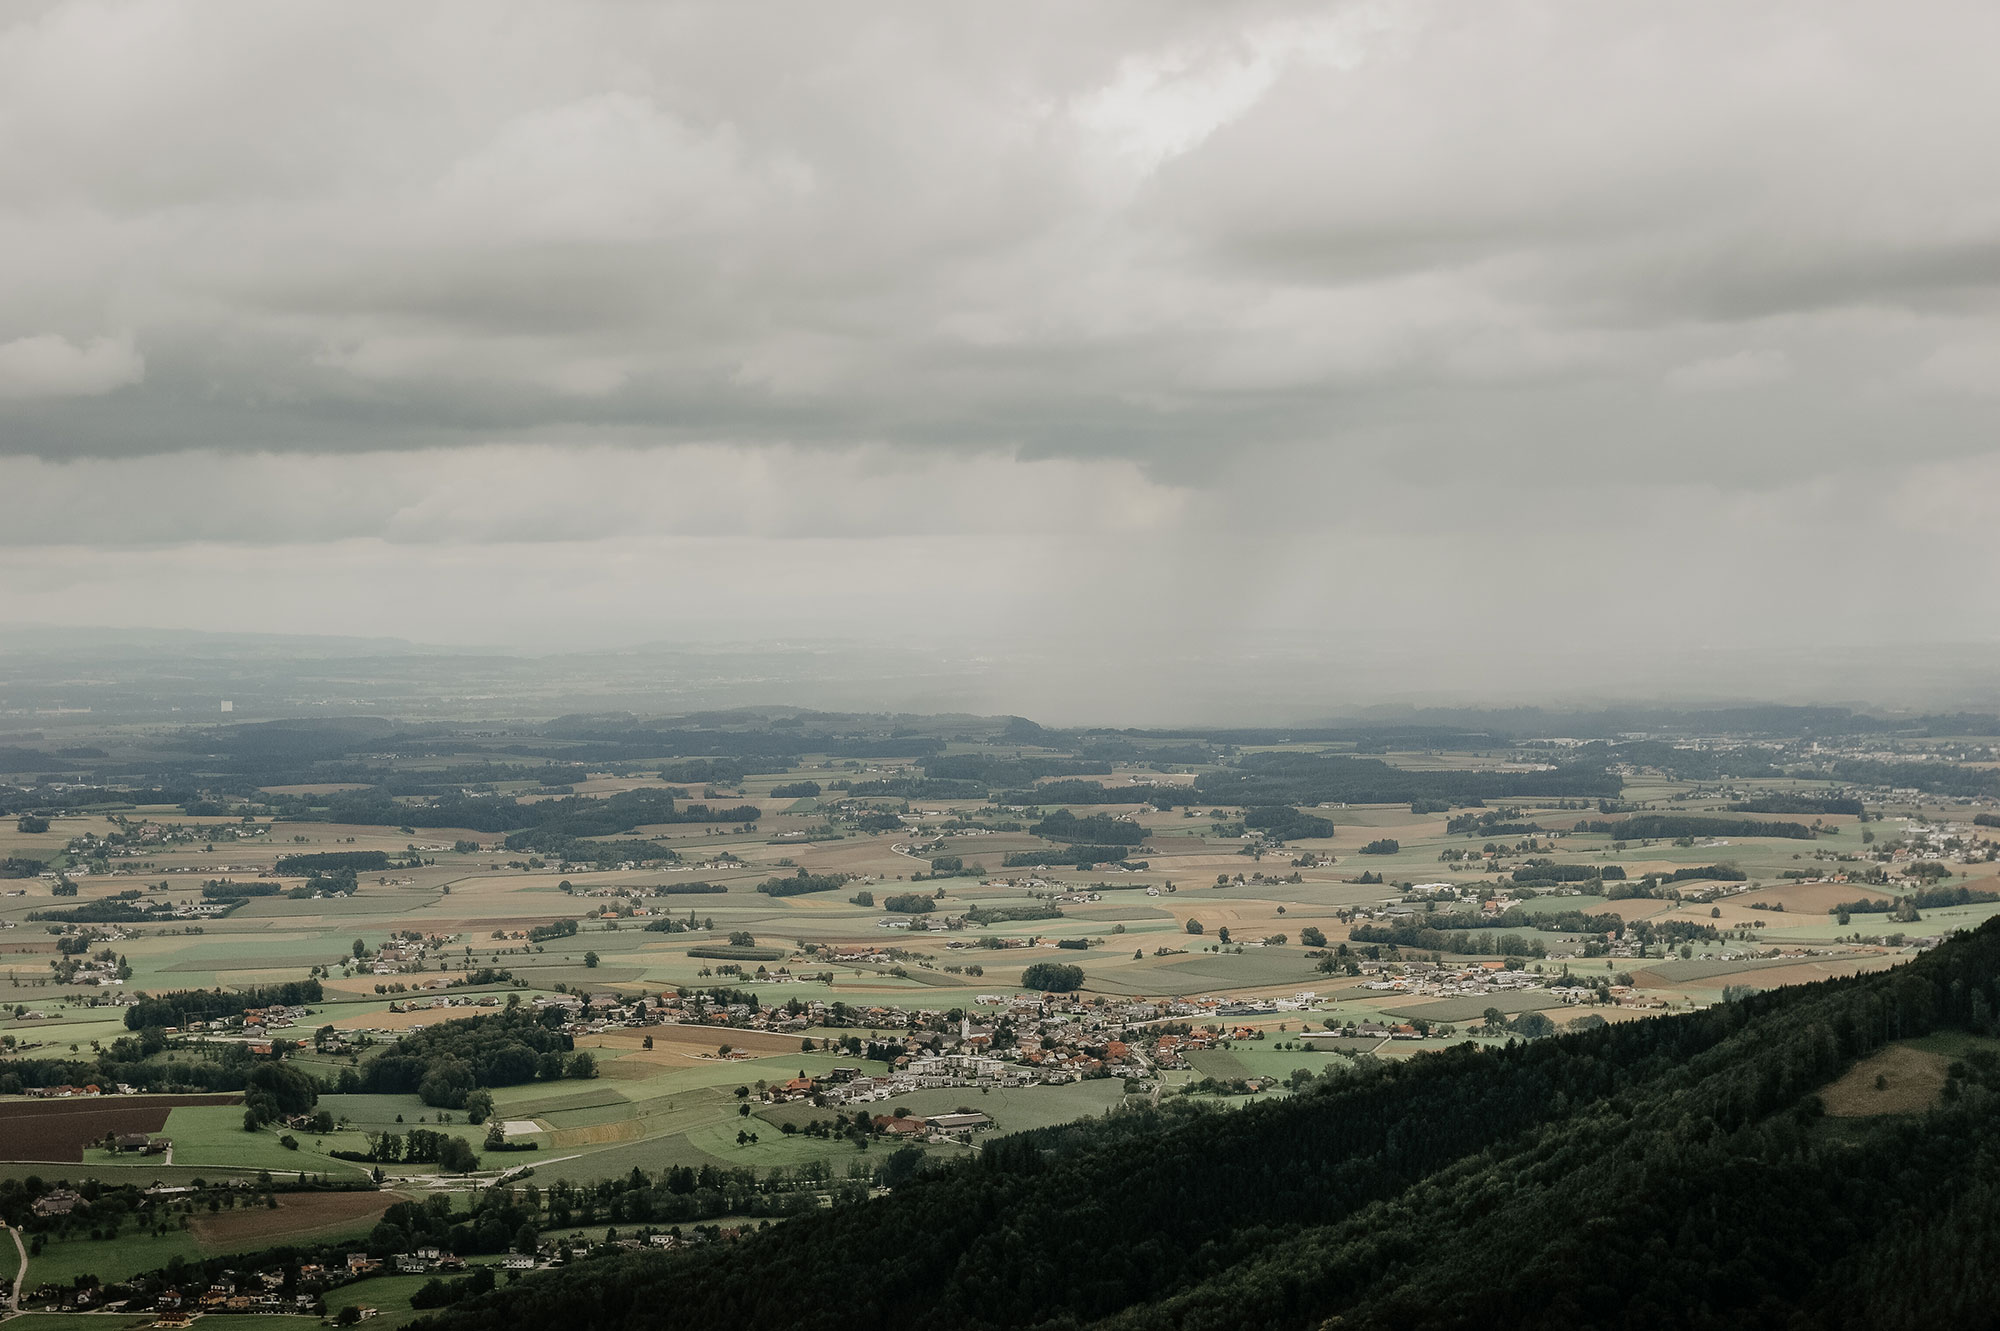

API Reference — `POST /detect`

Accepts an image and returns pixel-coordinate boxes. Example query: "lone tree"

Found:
[437,1135,479,1174]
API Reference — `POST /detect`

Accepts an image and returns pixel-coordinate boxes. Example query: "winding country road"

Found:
[2,1221,25,1316]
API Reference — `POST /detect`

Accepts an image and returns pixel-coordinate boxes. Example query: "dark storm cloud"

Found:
[4,1,1999,705]
[0,0,1995,474]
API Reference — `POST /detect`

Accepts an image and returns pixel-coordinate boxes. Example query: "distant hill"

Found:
[416,923,2000,1331]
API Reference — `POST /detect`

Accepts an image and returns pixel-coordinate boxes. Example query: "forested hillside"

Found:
[414,922,2000,1331]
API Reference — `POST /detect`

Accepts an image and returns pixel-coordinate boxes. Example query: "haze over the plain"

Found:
[5,1,1998,709]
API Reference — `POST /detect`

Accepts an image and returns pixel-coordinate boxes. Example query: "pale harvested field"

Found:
[1734,883,1891,914]
[1822,1043,1951,1117]
[1584,899,1676,922]
[1630,955,1892,993]
[1150,853,1279,873]
[608,1025,808,1056]
[550,1118,648,1148]
[276,821,496,847]
[188,1188,394,1247]
[594,1047,714,1072]
[328,1004,498,1031]
[1717,956,1897,988]
[1559,1007,1654,1028]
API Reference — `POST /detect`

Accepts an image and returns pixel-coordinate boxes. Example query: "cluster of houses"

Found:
[32,1247,499,1318]
[1358,958,1552,1002]
[154,1002,314,1046]
[1880,817,2000,867]
[360,933,453,976]
[869,1110,994,1140]
[54,952,129,985]
[21,1079,144,1099]
[463,984,1253,1092]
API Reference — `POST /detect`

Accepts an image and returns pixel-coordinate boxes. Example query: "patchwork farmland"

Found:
[4,705,1999,1319]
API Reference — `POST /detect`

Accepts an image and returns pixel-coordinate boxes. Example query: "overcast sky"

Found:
[6,1,2000,712]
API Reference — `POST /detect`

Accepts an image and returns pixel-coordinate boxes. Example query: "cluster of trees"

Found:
[767,781,822,798]
[1348,923,1548,957]
[660,758,784,785]
[273,850,394,876]
[1002,846,1136,867]
[1352,908,1717,956]
[1830,884,2000,916]
[1819,758,2000,800]
[1242,806,1335,840]
[240,1061,322,1128]
[283,787,761,845]
[31,897,203,924]
[1019,962,1084,992]
[852,812,904,833]
[1446,808,1548,837]
[127,980,325,1031]
[413,917,2000,1331]
[1357,839,1399,855]
[1730,794,1865,815]
[1509,862,1626,883]
[963,904,1063,926]
[355,1008,584,1105]
[538,838,682,868]
[846,777,986,801]
[688,944,787,962]
[1655,863,1749,884]
[756,869,852,897]
[1197,751,1620,809]
[996,781,1195,809]
[1574,814,1817,840]
[410,1266,498,1312]
[881,893,935,914]
[922,755,1111,787]
[202,881,284,900]
[1027,810,1146,845]
[0,1027,312,1097]
[335,1128,481,1173]
[643,914,709,934]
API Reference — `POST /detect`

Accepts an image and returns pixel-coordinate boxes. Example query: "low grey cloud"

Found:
[0,333,142,399]
[4,1,1999,704]
[0,1,1994,475]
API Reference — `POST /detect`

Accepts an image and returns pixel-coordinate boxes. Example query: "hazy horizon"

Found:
[4,621,1999,729]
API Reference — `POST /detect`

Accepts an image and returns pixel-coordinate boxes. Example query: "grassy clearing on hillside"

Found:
[1821,1043,1953,1117]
